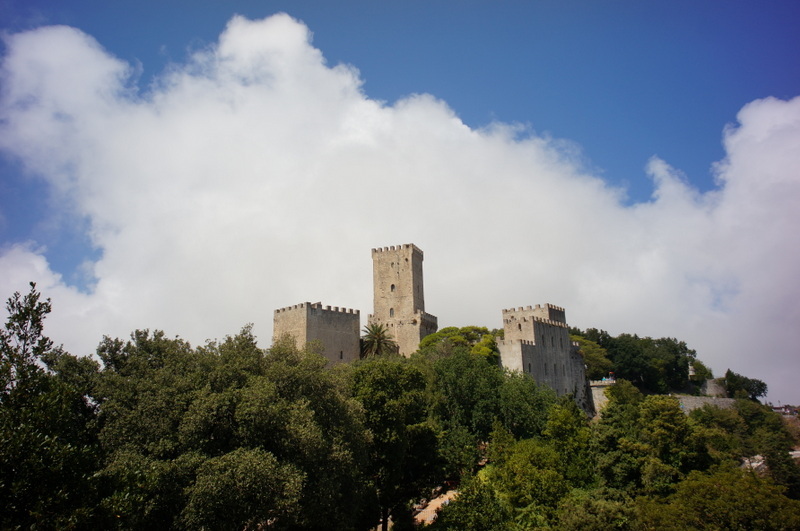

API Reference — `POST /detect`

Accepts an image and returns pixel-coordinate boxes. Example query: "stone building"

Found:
[273,302,360,366]
[367,244,438,356]
[497,304,593,413]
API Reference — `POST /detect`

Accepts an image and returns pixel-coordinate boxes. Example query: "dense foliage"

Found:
[575,328,701,393]
[723,368,768,400]
[2,284,798,530]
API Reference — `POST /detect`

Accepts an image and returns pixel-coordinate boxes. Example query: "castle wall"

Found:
[498,305,594,415]
[369,244,437,356]
[273,302,311,345]
[273,302,360,366]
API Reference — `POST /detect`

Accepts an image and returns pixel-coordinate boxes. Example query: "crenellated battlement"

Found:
[372,243,423,256]
[502,316,568,328]
[314,303,359,315]
[502,302,566,324]
[275,302,359,315]
[416,310,438,321]
[275,301,316,313]
[498,338,536,346]
[531,316,568,328]
[502,303,565,314]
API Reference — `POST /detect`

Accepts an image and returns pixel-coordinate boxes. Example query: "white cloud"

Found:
[1,14,799,403]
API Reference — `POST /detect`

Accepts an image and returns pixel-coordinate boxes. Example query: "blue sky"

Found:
[0,1,799,403]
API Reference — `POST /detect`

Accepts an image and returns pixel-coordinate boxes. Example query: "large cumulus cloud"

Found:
[1,14,798,403]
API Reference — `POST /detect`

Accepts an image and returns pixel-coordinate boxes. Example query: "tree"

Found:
[637,464,800,530]
[350,357,440,531]
[595,393,708,496]
[96,329,374,529]
[487,438,570,525]
[0,283,102,528]
[431,349,504,441]
[571,335,613,380]
[361,323,398,357]
[555,489,637,531]
[588,331,699,393]
[496,371,556,440]
[181,448,303,529]
[418,325,500,362]
[724,368,768,400]
[543,397,595,487]
[1,282,53,392]
[430,473,512,530]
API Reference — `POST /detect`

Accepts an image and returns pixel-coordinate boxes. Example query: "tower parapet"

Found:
[372,243,424,256]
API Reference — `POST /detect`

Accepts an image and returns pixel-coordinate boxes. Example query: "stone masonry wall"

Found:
[499,305,594,415]
[273,302,360,366]
[369,244,437,356]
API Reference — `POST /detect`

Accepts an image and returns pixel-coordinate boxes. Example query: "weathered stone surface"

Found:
[368,244,438,356]
[273,302,360,366]
[498,304,594,415]
[677,395,737,414]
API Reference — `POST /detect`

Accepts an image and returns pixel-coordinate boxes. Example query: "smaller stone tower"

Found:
[497,304,594,415]
[273,302,360,366]
[368,244,438,356]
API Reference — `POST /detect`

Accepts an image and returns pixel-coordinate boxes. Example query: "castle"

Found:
[273,243,593,412]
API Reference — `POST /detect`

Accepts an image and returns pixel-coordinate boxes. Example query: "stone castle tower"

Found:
[368,244,438,356]
[497,304,593,413]
[273,302,360,366]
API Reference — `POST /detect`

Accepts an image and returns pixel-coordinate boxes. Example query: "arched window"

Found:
[389,308,394,317]
[390,284,395,292]
[518,323,522,331]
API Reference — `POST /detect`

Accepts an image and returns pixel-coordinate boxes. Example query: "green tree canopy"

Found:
[724,368,768,400]
[637,464,800,530]
[571,334,613,380]
[349,356,440,530]
[576,329,699,393]
[0,283,102,528]
[418,325,500,362]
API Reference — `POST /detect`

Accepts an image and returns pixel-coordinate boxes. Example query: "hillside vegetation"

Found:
[2,284,798,530]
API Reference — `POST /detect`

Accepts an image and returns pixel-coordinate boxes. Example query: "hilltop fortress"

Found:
[273,243,593,413]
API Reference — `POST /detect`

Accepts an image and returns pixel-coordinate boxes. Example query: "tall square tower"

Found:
[369,244,437,355]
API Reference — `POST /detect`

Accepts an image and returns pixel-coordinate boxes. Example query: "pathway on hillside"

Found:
[413,490,458,526]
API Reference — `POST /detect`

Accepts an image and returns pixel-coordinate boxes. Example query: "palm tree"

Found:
[361,323,398,358]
